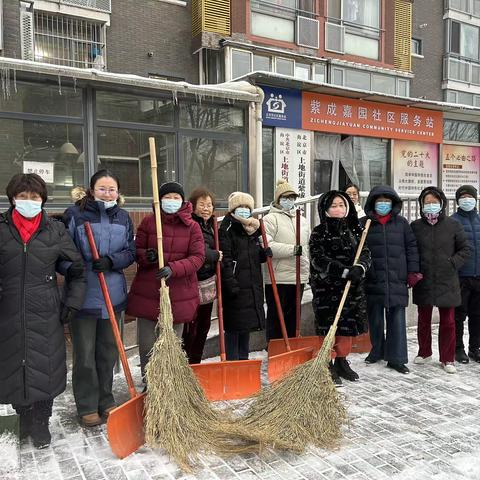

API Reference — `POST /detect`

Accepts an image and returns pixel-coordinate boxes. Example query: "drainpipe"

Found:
[250,86,264,208]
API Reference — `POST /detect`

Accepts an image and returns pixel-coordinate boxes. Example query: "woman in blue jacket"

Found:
[63,170,135,427]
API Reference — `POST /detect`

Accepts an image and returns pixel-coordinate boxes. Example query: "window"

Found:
[253,54,272,72]
[412,38,423,56]
[251,12,295,42]
[179,103,245,133]
[345,69,370,90]
[342,0,380,28]
[332,68,344,85]
[397,78,409,97]
[34,12,106,68]
[295,62,311,80]
[444,119,479,142]
[232,50,252,79]
[371,74,395,95]
[276,57,295,76]
[449,21,480,60]
[448,0,480,17]
[313,63,326,82]
[344,33,379,59]
[202,49,225,84]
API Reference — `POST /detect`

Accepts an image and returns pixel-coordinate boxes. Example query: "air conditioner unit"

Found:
[325,22,345,54]
[296,16,319,49]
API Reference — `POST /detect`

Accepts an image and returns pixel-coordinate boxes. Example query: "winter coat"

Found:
[362,185,420,308]
[451,208,480,277]
[411,187,471,308]
[192,213,220,281]
[0,209,86,405]
[262,205,310,285]
[219,214,266,332]
[309,191,371,337]
[127,203,205,324]
[63,198,135,318]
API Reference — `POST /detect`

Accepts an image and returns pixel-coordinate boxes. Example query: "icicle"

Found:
[58,75,62,95]
[72,76,77,93]
[171,89,178,105]
[1,68,11,100]
[13,67,17,94]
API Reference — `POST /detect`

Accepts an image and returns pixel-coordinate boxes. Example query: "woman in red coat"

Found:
[127,182,205,381]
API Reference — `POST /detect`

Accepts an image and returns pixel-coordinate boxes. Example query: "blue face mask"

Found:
[423,203,442,215]
[161,199,182,214]
[279,198,295,211]
[234,207,251,219]
[374,201,392,216]
[15,199,42,218]
[459,197,477,212]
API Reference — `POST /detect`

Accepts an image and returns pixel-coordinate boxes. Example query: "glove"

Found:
[263,247,273,258]
[92,256,113,273]
[146,248,158,263]
[61,305,78,325]
[293,245,303,256]
[407,272,423,288]
[156,266,173,280]
[345,265,364,283]
[67,261,84,280]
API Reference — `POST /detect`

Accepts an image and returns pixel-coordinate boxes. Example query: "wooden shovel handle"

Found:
[212,217,226,362]
[295,209,301,338]
[260,219,291,351]
[84,222,138,399]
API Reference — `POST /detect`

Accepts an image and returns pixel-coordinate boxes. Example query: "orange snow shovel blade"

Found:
[351,332,372,353]
[268,336,323,358]
[191,359,262,401]
[268,347,313,383]
[106,392,146,459]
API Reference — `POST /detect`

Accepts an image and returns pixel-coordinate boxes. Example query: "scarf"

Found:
[231,214,260,235]
[425,213,439,226]
[375,212,391,225]
[12,209,42,243]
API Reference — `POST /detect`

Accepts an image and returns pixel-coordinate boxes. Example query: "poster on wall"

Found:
[23,161,55,184]
[442,144,480,197]
[392,140,438,196]
[275,128,311,200]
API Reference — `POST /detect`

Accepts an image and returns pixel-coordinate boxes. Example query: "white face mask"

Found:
[95,198,117,209]
[279,198,295,211]
[14,199,42,218]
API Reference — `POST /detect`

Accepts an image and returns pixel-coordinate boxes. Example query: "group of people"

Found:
[1,169,478,450]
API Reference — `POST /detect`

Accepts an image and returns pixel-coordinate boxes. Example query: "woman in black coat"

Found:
[411,186,471,374]
[362,185,420,374]
[309,191,371,384]
[0,174,85,448]
[219,192,269,360]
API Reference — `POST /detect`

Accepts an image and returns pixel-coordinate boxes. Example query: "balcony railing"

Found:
[43,0,111,13]
[445,0,480,17]
[444,54,480,85]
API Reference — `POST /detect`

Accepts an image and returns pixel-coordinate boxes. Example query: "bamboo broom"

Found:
[237,219,372,453]
[143,138,258,472]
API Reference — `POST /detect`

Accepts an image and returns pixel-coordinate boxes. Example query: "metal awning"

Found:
[238,71,480,120]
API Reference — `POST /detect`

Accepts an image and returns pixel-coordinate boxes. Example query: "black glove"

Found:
[156,266,173,280]
[92,256,113,273]
[146,248,158,263]
[345,265,364,283]
[263,247,273,258]
[293,245,303,256]
[0,285,2,301]
[67,261,84,280]
[61,305,78,324]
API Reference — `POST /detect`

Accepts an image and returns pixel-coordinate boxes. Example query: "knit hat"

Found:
[274,179,298,205]
[159,181,185,201]
[456,184,478,203]
[228,191,255,212]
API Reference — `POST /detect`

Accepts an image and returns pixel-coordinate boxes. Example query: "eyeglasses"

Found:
[197,203,213,210]
[95,188,118,195]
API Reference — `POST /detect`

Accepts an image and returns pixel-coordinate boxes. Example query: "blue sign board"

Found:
[261,86,302,129]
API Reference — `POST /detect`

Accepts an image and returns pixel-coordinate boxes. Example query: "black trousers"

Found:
[455,277,480,351]
[225,331,250,360]
[13,399,54,422]
[265,284,305,342]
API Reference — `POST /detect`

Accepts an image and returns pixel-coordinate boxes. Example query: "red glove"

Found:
[407,272,423,288]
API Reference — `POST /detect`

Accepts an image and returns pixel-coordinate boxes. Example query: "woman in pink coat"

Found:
[127,182,205,382]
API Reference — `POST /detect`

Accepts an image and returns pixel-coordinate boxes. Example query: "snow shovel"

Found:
[84,222,146,459]
[260,219,313,383]
[267,209,324,358]
[191,216,262,401]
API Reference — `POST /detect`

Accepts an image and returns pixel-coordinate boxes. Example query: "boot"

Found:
[31,419,51,449]
[19,408,33,440]
[468,347,480,363]
[335,357,359,381]
[328,361,343,387]
[455,347,469,364]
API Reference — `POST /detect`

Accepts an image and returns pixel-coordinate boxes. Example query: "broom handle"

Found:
[295,209,301,338]
[260,219,292,352]
[84,222,138,399]
[212,217,226,362]
[149,137,166,283]
[330,219,372,333]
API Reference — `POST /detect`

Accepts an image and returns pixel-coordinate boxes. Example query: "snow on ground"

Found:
[1,326,480,480]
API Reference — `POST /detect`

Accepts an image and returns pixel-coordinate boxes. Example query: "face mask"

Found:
[279,198,295,211]
[459,197,477,212]
[375,201,392,216]
[161,199,182,214]
[14,199,42,218]
[95,198,117,209]
[423,203,441,215]
[234,207,251,219]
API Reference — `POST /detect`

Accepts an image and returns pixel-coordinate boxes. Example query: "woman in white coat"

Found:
[263,180,311,341]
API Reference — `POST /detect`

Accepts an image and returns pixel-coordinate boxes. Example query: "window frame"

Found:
[412,38,423,57]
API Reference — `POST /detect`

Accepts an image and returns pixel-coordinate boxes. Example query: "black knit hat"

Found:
[456,185,478,203]
[159,181,185,201]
